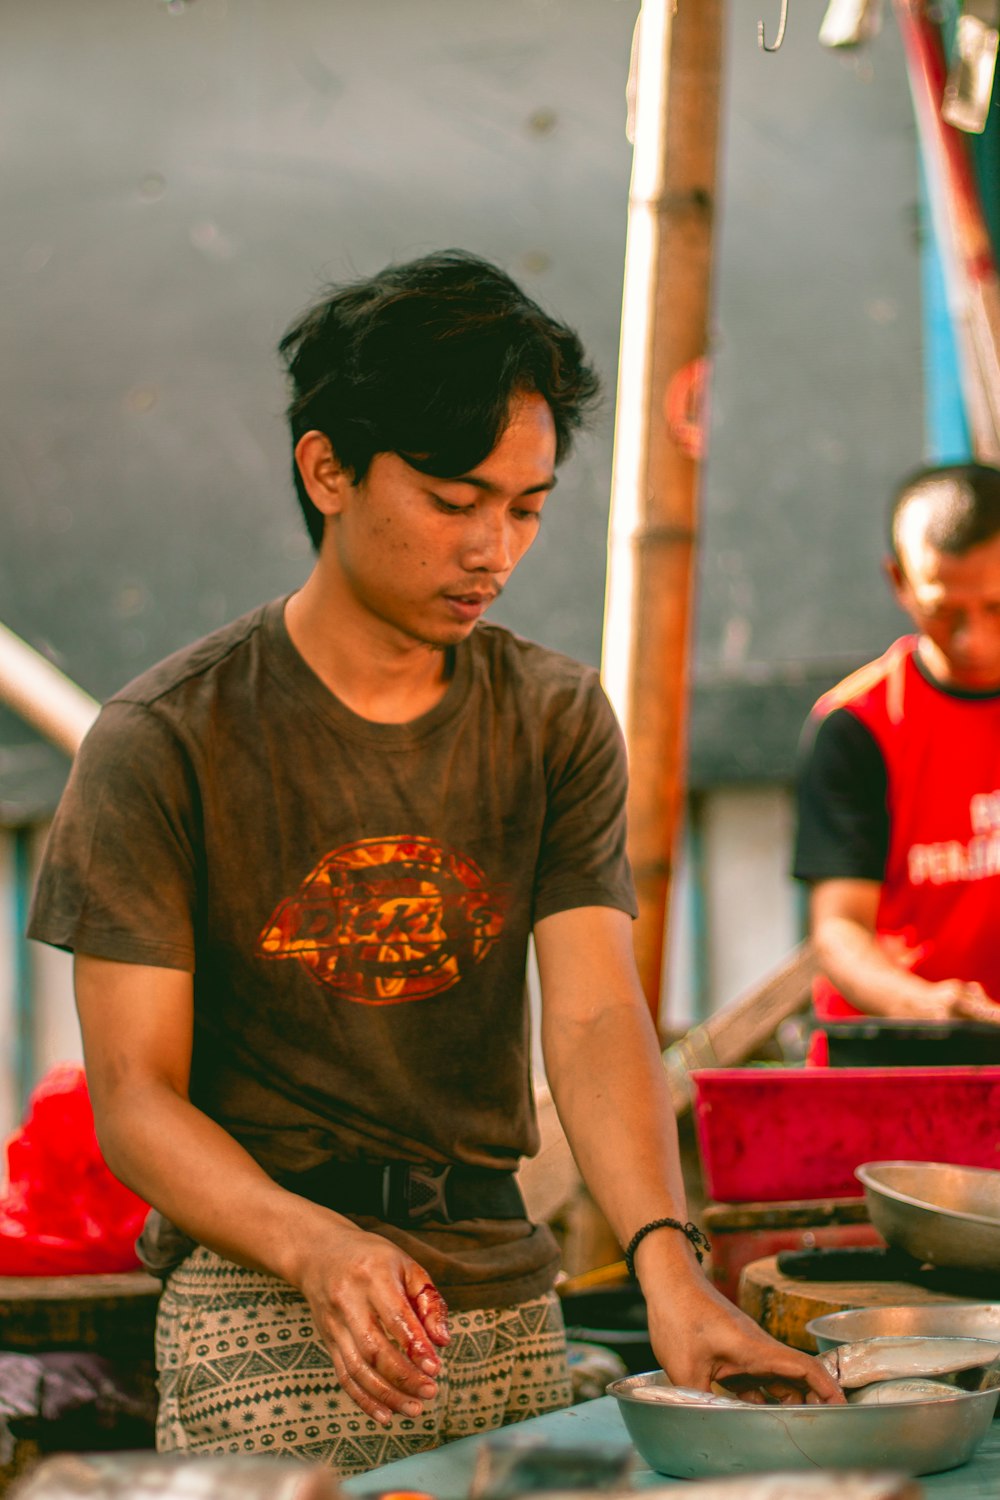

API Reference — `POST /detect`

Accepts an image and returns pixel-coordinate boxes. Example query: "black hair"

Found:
[889,462,1000,566]
[278,250,601,549]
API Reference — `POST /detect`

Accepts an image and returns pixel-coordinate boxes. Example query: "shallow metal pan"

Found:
[857,1162,1000,1275]
[807,1302,1000,1353]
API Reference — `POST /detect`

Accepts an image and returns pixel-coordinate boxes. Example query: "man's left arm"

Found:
[534,905,842,1403]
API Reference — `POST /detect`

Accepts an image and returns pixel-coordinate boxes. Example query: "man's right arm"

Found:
[796,707,1000,1023]
[75,954,449,1423]
[809,878,1000,1022]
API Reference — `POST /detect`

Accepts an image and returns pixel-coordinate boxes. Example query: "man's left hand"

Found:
[646,1271,845,1405]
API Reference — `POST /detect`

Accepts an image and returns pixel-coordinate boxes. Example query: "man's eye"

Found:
[433,496,472,515]
[513,509,543,524]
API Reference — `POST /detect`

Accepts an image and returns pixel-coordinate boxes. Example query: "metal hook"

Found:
[758,0,789,50]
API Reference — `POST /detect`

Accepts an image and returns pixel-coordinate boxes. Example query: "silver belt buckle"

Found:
[406,1164,453,1225]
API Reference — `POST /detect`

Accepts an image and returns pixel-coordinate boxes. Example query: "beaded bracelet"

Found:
[623,1216,712,1279]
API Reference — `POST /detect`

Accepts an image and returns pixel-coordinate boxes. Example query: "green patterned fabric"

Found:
[155,1247,572,1476]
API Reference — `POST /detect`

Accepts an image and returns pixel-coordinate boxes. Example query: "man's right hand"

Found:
[295,1225,450,1425]
[927,978,1000,1025]
[73,957,453,1428]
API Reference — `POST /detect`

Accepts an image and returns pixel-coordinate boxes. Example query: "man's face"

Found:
[320,391,557,650]
[889,504,1000,690]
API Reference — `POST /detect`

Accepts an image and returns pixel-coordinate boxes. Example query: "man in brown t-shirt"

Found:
[29,251,839,1473]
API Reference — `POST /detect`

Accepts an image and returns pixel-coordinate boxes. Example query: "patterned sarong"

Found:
[155,1247,572,1476]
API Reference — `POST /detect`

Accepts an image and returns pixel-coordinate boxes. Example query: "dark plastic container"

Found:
[823,1019,1000,1068]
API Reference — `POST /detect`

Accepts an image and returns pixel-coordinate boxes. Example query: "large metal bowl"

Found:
[857,1162,1000,1273]
[807,1303,1000,1354]
[606,1370,998,1479]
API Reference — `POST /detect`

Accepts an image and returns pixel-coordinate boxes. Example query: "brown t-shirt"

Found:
[28,598,636,1309]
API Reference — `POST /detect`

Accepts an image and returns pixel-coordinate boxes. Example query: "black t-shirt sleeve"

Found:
[792,706,889,883]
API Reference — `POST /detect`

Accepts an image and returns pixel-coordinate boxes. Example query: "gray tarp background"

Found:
[1,1,921,819]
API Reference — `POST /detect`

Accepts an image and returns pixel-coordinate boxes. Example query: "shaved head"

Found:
[885,461,1000,690]
[890,463,1000,573]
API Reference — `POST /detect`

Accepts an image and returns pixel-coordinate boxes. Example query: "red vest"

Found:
[813,636,1000,1022]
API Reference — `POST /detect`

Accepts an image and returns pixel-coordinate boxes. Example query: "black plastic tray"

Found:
[823,1018,1000,1067]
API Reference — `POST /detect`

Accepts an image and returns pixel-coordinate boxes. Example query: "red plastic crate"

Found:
[692,1066,1000,1202]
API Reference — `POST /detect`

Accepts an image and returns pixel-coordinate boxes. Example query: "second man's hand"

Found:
[294,1224,450,1425]
[933,979,1000,1025]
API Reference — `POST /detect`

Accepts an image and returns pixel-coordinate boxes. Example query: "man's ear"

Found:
[294,431,353,519]
[883,555,910,613]
[883,554,903,590]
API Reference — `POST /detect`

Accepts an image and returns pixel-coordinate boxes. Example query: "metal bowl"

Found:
[606,1370,999,1478]
[857,1161,1000,1273]
[807,1303,1000,1354]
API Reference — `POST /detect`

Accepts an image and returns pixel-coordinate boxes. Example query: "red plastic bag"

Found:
[0,1065,148,1275]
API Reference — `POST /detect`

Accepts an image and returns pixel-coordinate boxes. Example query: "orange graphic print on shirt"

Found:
[256,837,506,1005]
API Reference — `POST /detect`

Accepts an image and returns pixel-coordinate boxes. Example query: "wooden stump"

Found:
[738,1254,971,1352]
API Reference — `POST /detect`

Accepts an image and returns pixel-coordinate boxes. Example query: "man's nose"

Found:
[464,512,514,573]
[953,611,996,659]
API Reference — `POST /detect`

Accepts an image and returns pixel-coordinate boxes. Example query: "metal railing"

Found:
[0,622,99,759]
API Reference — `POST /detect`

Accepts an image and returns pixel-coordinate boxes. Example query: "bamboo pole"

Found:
[602,0,727,1022]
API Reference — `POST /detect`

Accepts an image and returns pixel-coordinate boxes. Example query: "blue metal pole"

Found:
[919,159,972,463]
[12,827,35,1117]
[687,792,711,1024]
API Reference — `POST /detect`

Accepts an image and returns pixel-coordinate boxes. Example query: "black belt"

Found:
[280,1160,526,1227]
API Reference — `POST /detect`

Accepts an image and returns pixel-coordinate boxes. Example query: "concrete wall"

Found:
[2,0,637,729]
[693,4,923,781]
[3,0,922,799]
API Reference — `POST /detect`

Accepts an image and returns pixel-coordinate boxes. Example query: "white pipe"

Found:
[601,0,671,729]
[0,622,99,759]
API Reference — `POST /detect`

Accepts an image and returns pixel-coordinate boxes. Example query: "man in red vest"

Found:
[795,463,1000,1050]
